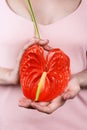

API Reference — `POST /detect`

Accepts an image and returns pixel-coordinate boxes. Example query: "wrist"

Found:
[11,69,19,85]
[72,71,87,89]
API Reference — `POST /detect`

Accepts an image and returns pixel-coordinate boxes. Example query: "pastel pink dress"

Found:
[0,0,87,130]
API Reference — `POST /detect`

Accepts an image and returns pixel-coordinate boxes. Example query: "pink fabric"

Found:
[0,0,87,130]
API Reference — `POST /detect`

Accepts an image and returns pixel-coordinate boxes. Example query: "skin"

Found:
[1,0,87,114]
[6,0,82,25]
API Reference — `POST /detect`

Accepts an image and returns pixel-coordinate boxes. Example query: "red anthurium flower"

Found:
[20,44,70,102]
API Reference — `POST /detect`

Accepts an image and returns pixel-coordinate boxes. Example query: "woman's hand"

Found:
[62,77,80,100]
[18,76,81,114]
[19,37,51,55]
[18,96,65,114]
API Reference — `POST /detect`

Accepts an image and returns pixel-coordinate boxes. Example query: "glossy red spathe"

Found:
[20,44,70,102]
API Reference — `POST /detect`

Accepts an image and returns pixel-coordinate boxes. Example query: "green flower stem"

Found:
[27,0,40,39]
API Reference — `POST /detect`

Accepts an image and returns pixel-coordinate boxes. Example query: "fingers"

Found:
[62,84,80,100]
[36,38,52,51]
[62,87,74,100]
[31,102,52,114]
[18,97,32,108]
[44,45,53,51]
[62,93,72,100]
[18,96,66,114]
[31,96,66,114]
[24,37,52,52]
[29,37,49,46]
[62,87,71,100]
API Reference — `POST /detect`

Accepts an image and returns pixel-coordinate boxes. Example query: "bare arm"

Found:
[0,67,19,85]
[73,70,87,89]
